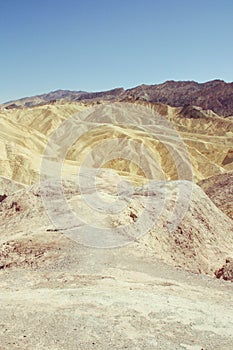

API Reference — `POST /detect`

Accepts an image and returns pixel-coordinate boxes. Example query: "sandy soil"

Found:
[0,244,233,350]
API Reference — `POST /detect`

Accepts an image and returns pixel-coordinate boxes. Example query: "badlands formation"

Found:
[0,94,233,349]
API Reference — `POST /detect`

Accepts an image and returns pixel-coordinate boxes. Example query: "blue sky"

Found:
[1,0,233,103]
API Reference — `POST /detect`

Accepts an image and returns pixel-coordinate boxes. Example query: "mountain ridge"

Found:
[2,79,233,117]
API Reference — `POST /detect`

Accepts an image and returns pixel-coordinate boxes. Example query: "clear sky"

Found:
[1,0,233,103]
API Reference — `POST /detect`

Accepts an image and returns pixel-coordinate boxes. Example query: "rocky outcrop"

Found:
[215,257,233,281]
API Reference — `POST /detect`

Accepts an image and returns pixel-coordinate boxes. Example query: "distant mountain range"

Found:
[2,79,233,117]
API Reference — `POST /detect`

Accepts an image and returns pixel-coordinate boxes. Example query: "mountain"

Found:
[2,79,233,117]
[0,89,233,349]
[1,87,125,109]
[123,80,233,117]
[0,102,232,185]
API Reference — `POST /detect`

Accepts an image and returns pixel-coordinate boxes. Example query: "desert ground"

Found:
[0,100,232,349]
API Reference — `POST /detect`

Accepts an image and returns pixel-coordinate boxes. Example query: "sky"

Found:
[1,0,233,103]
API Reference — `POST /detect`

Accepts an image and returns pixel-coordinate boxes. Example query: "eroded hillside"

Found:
[0,101,232,185]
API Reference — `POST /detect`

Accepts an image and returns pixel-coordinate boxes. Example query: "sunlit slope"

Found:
[0,101,232,185]
[0,103,86,184]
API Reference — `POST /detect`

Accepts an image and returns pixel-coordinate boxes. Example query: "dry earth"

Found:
[0,101,232,349]
[0,172,233,349]
[1,244,233,350]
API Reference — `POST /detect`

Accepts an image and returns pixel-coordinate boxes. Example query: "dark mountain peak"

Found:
[2,80,233,117]
[123,79,233,116]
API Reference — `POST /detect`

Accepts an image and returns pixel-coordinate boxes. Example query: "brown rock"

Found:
[215,258,233,281]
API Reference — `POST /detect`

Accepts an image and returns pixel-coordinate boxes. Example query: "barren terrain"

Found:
[0,99,232,349]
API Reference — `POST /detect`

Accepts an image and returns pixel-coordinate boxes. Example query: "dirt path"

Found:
[0,247,232,350]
